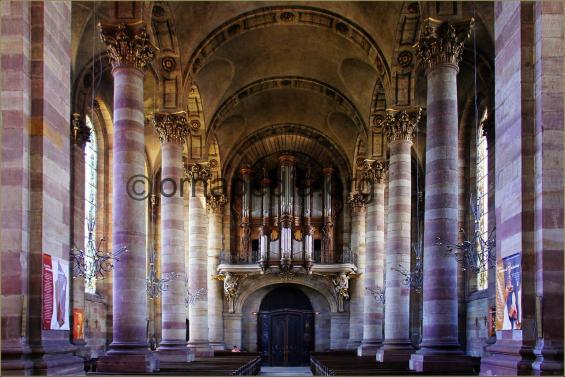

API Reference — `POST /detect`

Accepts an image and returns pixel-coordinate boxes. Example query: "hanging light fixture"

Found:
[365,286,385,304]
[70,217,127,280]
[392,241,424,293]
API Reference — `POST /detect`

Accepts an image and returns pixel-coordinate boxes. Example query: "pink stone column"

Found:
[410,19,473,373]
[154,112,193,362]
[207,194,227,350]
[532,2,564,373]
[377,109,420,367]
[347,195,366,349]
[26,1,85,374]
[358,160,388,356]
[1,1,33,373]
[186,163,213,356]
[97,22,157,373]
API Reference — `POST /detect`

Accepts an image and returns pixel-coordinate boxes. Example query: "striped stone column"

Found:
[186,163,214,356]
[410,18,473,373]
[376,108,420,367]
[154,112,192,362]
[207,194,227,350]
[97,22,158,373]
[358,160,388,356]
[347,193,366,349]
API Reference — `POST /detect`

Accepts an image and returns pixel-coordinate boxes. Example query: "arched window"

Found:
[84,116,98,294]
[476,110,489,290]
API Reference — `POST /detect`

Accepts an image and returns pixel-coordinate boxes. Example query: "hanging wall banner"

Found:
[73,308,85,340]
[42,253,70,330]
[495,253,522,330]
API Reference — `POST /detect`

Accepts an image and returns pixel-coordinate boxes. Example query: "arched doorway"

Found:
[258,285,314,366]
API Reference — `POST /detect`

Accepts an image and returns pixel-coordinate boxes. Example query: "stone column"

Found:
[97,22,157,373]
[481,2,564,375]
[207,193,227,350]
[376,108,420,367]
[410,18,474,373]
[70,113,91,356]
[358,160,388,356]
[186,163,214,356]
[531,2,564,373]
[347,193,366,349]
[154,112,192,362]
[25,2,84,374]
[0,2,33,373]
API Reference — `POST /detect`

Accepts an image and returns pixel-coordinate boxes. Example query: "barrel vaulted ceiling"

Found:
[72,1,494,176]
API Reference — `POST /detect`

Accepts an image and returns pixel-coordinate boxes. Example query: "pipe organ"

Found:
[231,154,341,270]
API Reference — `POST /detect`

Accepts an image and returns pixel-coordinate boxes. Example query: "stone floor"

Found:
[260,366,313,376]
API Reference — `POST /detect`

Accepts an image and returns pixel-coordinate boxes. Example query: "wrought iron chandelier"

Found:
[185,287,207,307]
[392,241,424,293]
[70,218,127,280]
[436,196,496,274]
[146,248,183,299]
[366,286,385,304]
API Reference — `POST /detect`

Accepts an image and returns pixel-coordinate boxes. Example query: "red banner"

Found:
[73,308,85,341]
[42,254,54,330]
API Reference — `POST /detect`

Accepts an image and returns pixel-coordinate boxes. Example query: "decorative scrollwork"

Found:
[366,286,385,304]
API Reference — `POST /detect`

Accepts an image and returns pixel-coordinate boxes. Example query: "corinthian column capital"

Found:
[98,22,157,72]
[185,162,212,182]
[153,111,190,144]
[206,194,228,213]
[381,107,422,143]
[348,192,367,211]
[361,159,389,184]
[414,18,474,73]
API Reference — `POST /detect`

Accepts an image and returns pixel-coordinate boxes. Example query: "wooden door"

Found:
[259,309,314,366]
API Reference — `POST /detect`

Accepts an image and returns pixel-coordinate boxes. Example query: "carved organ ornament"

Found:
[232,154,341,272]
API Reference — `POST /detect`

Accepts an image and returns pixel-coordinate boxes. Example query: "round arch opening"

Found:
[258,285,314,366]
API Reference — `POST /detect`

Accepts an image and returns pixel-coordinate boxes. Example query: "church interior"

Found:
[1,1,564,376]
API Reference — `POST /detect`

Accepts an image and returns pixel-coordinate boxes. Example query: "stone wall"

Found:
[85,294,108,359]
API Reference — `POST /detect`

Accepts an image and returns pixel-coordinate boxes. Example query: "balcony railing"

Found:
[218,249,358,266]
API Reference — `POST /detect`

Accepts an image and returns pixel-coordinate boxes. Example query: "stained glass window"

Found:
[84,116,97,294]
[476,110,489,290]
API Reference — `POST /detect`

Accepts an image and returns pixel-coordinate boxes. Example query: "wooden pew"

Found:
[90,354,261,375]
[310,352,479,376]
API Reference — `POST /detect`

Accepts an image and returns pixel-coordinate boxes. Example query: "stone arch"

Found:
[236,274,338,313]
[222,123,351,196]
[207,76,368,144]
[237,279,335,352]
